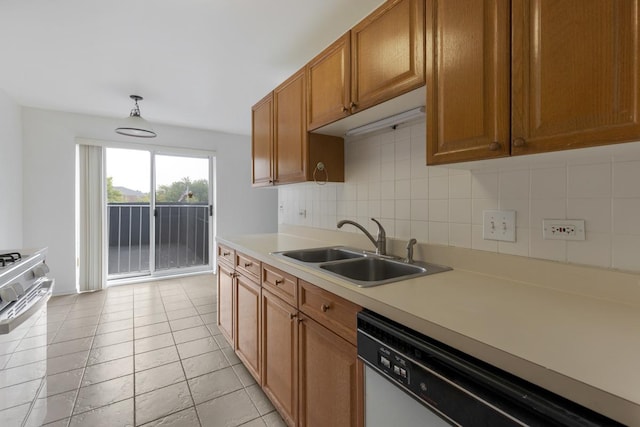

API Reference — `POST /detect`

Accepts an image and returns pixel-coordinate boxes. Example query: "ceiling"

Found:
[0,0,384,136]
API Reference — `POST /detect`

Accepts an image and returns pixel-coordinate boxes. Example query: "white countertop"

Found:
[217,230,640,426]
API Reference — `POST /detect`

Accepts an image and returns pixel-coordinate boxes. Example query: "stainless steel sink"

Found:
[272,246,451,287]
[279,247,365,263]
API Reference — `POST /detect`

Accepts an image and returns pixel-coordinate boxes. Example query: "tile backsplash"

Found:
[278,119,640,272]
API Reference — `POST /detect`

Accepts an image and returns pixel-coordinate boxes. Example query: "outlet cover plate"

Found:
[483,210,516,242]
[543,219,585,241]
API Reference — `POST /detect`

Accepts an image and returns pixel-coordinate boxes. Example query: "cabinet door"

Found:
[274,69,307,185]
[235,273,261,383]
[216,263,234,346]
[426,0,510,164]
[512,0,640,155]
[351,0,425,113]
[299,315,364,427]
[261,289,298,427]
[307,33,351,130]
[252,93,274,187]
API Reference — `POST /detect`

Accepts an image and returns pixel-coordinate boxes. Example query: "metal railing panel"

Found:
[107,203,209,277]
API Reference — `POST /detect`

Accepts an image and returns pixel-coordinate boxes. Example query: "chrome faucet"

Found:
[337,218,387,255]
[405,238,417,263]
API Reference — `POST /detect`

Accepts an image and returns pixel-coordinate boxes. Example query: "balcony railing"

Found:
[107,203,210,277]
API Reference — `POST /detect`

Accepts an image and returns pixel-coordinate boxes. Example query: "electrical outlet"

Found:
[483,210,516,242]
[542,219,585,241]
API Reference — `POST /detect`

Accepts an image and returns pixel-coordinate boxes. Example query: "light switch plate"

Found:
[483,210,516,242]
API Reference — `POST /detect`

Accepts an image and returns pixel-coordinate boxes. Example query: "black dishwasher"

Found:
[357,310,623,427]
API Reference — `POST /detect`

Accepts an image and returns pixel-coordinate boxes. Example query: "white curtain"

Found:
[78,144,105,292]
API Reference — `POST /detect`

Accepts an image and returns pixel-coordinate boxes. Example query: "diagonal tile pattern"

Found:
[0,274,286,427]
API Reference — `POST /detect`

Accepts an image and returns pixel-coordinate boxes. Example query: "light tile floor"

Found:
[33,274,285,427]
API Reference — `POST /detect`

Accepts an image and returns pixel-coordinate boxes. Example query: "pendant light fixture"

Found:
[115,95,157,138]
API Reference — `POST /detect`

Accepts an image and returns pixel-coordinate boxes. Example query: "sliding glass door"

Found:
[154,155,210,271]
[106,148,213,281]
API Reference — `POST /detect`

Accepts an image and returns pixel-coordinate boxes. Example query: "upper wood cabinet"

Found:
[251,93,274,185]
[426,0,510,164]
[274,69,308,185]
[351,0,425,113]
[252,70,345,188]
[511,0,640,155]
[307,34,352,130]
[427,0,640,165]
[306,0,426,131]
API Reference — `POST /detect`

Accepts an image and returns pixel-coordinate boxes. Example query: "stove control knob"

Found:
[33,264,50,278]
[12,283,25,297]
[0,286,18,303]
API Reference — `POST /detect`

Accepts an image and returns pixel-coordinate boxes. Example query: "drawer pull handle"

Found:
[321,303,330,312]
[289,313,297,320]
[297,318,305,324]
[244,262,253,267]
[222,251,230,256]
[275,279,284,285]
[227,271,235,278]
[513,137,526,148]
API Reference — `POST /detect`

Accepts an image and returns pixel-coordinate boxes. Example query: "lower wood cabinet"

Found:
[217,262,234,345]
[298,313,364,427]
[235,272,261,382]
[217,251,363,427]
[261,288,298,427]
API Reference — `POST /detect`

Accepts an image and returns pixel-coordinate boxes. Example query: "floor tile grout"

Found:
[0,274,286,427]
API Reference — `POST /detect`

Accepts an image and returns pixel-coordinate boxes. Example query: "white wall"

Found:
[22,108,278,294]
[279,119,640,273]
[0,90,23,249]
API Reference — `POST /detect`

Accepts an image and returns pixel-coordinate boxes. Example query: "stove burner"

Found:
[0,252,22,268]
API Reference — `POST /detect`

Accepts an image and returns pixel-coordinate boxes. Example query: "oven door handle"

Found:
[0,279,54,335]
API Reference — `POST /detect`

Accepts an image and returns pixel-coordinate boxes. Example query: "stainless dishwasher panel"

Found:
[365,365,451,427]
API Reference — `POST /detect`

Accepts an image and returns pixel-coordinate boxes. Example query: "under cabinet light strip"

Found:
[344,106,425,136]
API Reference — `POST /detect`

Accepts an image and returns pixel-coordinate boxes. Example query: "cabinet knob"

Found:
[297,318,305,324]
[341,105,349,113]
[275,279,284,285]
[513,138,526,148]
[349,101,358,112]
[289,312,297,320]
[488,142,501,151]
[222,251,230,256]
[244,262,252,267]
[321,303,330,312]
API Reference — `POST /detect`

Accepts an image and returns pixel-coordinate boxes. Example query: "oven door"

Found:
[0,279,54,426]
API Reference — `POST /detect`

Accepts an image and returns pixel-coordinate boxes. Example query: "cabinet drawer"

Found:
[262,264,297,307]
[236,252,261,281]
[217,244,235,267]
[298,280,361,346]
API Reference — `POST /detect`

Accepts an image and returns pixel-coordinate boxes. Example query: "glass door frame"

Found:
[150,150,215,279]
[102,141,216,284]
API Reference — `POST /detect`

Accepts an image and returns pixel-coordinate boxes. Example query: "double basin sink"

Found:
[272,247,451,287]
